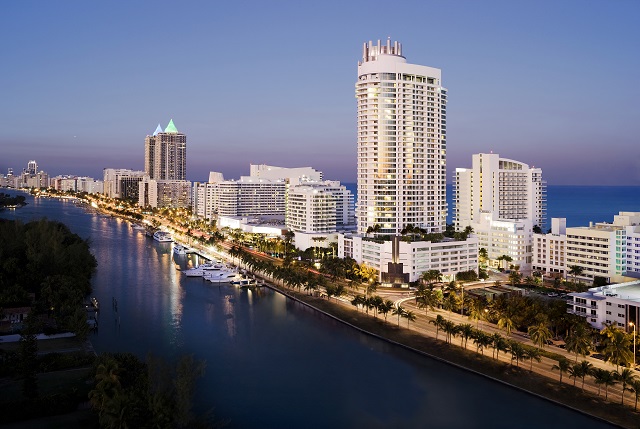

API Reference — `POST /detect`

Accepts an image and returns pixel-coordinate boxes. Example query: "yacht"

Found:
[173,245,188,255]
[183,266,206,277]
[204,271,239,284]
[153,231,172,243]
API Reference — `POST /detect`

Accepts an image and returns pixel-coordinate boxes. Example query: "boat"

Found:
[153,231,172,242]
[238,278,258,288]
[132,224,146,231]
[173,245,188,255]
[204,271,240,284]
[183,267,206,277]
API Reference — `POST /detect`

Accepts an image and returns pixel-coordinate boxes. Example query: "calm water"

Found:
[0,191,616,428]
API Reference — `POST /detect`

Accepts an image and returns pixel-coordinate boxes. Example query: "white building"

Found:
[356,39,447,236]
[566,212,640,283]
[249,164,322,185]
[286,181,355,251]
[139,177,191,209]
[455,153,545,231]
[103,168,145,199]
[340,40,477,284]
[76,177,103,194]
[471,211,533,271]
[532,218,567,277]
[568,280,640,330]
[340,234,478,284]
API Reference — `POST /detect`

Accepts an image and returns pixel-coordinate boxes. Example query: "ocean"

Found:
[343,183,640,228]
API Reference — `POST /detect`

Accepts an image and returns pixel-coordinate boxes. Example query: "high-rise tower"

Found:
[144,119,187,180]
[356,40,447,236]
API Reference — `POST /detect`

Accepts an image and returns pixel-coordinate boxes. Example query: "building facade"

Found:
[144,120,187,181]
[568,280,640,330]
[454,153,546,231]
[356,39,447,236]
[532,218,567,277]
[138,178,191,209]
[471,211,533,271]
[103,168,145,199]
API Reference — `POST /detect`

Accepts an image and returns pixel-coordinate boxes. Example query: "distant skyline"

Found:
[2,1,639,185]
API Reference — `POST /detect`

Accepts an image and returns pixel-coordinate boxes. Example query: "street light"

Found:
[630,322,636,369]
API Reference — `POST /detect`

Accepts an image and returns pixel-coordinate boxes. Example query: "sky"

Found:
[2,0,639,185]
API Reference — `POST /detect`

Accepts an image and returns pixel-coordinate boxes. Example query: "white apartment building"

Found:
[568,280,640,330]
[471,211,533,271]
[455,153,545,231]
[286,181,354,233]
[565,212,640,283]
[286,181,355,251]
[339,234,478,284]
[139,178,191,209]
[532,218,567,277]
[356,39,447,236]
[192,167,322,221]
[249,164,322,185]
[76,177,103,194]
[103,168,145,199]
[340,40,477,284]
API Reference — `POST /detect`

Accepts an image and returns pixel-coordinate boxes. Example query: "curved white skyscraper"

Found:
[356,40,447,236]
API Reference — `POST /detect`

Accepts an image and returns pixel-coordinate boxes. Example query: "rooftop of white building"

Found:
[571,280,640,303]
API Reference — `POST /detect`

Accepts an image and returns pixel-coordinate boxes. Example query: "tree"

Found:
[568,265,584,283]
[416,288,441,317]
[525,347,542,372]
[473,331,492,356]
[568,364,582,387]
[403,310,417,328]
[478,248,488,267]
[420,269,442,287]
[565,323,592,361]
[528,322,552,350]
[392,305,406,326]
[628,379,640,411]
[458,324,474,349]
[378,300,395,322]
[431,315,445,340]
[601,325,633,370]
[497,313,515,337]
[174,355,206,427]
[552,358,571,384]
[615,368,637,405]
[19,324,39,400]
[576,360,593,391]
[509,341,526,367]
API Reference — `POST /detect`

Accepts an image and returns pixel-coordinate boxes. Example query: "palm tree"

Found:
[350,295,365,312]
[568,364,582,387]
[478,248,488,267]
[615,368,637,405]
[473,331,493,356]
[592,368,617,399]
[576,360,593,391]
[525,347,542,372]
[490,333,505,360]
[431,315,445,340]
[565,323,592,361]
[568,264,584,283]
[601,325,633,370]
[416,288,441,317]
[551,358,571,384]
[497,313,515,337]
[468,298,486,329]
[378,300,395,322]
[392,305,406,326]
[403,310,417,328]
[420,269,442,288]
[370,295,384,318]
[509,341,526,367]
[458,324,474,349]
[628,379,640,411]
[528,322,553,350]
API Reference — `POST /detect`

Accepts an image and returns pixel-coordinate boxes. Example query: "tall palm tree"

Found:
[431,314,445,340]
[601,326,633,370]
[403,310,417,328]
[551,358,571,384]
[528,322,553,350]
[420,269,442,288]
[497,313,515,337]
[615,368,637,405]
[378,300,395,322]
[509,341,526,367]
[576,360,593,391]
[568,364,582,387]
[568,264,583,283]
[628,379,640,411]
[392,305,406,326]
[458,324,474,349]
[565,322,592,361]
[473,331,493,356]
[525,347,542,372]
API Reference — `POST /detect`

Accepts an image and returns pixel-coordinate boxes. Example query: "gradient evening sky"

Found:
[2,1,639,185]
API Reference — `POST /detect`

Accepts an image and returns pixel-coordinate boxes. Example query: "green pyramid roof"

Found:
[165,119,178,134]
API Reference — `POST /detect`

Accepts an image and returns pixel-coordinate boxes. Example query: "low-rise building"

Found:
[532,218,567,277]
[339,234,478,285]
[568,280,640,330]
[470,211,532,271]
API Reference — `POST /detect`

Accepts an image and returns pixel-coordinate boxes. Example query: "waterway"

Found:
[0,192,617,428]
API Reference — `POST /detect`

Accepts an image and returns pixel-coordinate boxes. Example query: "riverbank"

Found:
[260,282,631,428]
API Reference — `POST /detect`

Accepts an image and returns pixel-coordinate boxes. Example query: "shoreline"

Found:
[262,282,627,427]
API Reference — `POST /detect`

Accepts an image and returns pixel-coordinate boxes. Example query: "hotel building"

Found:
[341,40,478,284]
[455,153,545,231]
[532,218,567,277]
[103,168,145,199]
